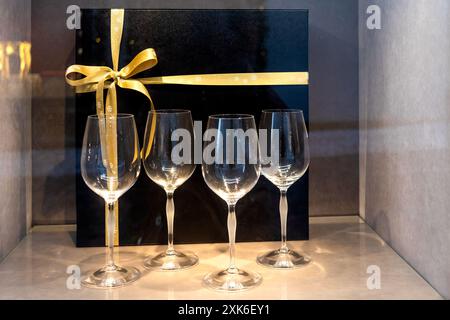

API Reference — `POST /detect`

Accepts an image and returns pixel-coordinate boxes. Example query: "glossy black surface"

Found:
[75,9,309,247]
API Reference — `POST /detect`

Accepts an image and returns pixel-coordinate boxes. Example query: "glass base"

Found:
[203,268,262,292]
[81,265,141,289]
[257,248,311,269]
[144,250,199,271]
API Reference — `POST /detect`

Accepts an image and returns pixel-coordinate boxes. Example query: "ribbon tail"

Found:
[105,84,120,247]
[95,78,109,172]
[105,84,118,184]
[117,79,156,160]
[143,111,157,161]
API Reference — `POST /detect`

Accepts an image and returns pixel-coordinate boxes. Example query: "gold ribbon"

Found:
[65,8,308,246]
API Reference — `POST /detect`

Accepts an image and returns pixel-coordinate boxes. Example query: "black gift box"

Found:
[75,9,309,247]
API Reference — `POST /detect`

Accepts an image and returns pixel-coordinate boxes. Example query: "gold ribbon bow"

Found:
[65,9,309,246]
[66,10,156,112]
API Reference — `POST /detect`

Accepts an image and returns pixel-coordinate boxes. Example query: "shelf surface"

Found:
[0,216,441,299]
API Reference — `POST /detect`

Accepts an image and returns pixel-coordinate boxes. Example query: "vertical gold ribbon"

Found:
[104,10,121,247]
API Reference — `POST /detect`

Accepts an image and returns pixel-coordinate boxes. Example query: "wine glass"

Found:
[257,109,311,268]
[142,109,198,270]
[80,114,141,288]
[202,114,262,291]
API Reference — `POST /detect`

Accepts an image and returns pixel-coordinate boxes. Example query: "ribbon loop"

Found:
[65,48,157,116]
[120,48,158,78]
[65,65,112,87]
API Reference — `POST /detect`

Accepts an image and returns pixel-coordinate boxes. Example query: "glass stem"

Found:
[106,201,117,270]
[227,203,237,273]
[279,189,289,253]
[166,191,175,254]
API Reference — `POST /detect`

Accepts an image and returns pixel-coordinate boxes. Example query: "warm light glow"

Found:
[0,41,32,78]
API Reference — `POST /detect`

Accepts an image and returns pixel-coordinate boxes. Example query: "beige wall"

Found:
[359,0,450,298]
[0,0,32,261]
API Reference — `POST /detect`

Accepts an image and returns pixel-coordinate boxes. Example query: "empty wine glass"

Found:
[142,109,198,271]
[80,114,141,288]
[257,109,311,268]
[202,114,262,291]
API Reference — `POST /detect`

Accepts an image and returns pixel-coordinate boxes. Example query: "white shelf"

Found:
[0,216,441,300]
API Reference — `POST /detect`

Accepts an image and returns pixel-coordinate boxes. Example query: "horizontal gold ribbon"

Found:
[72,72,308,92]
[65,8,308,246]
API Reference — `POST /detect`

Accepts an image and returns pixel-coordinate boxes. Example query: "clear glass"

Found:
[142,109,198,271]
[80,114,141,288]
[202,114,262,291]
[257,109,311,268]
